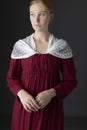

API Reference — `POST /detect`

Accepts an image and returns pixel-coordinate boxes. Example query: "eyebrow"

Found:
[30,11,47,13]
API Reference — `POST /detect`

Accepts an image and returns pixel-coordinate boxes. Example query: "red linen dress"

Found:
[7,53,77,130]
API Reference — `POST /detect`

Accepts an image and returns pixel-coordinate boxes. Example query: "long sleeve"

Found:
[54,58,77,100]
[7,59,23,96]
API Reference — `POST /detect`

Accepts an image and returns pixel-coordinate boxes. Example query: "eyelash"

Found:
[39,13,46,16]
[30,13,46,17]
[30,14,35,17]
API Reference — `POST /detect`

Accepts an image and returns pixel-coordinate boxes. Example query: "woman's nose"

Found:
[35,15,40,23]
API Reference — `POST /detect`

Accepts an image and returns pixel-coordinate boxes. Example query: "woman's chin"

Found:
[34,28,44,32]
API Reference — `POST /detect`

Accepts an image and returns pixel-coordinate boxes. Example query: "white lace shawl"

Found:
[11,33,73,59]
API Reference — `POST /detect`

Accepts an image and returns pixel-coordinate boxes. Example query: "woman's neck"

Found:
[33,31,50,42]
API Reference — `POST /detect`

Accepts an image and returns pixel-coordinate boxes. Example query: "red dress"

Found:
[7,54,77,130]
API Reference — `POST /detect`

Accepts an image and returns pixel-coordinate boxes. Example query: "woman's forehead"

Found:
[29,2,48,12]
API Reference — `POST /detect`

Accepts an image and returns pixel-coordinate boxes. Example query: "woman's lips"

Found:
[34,24,41,27]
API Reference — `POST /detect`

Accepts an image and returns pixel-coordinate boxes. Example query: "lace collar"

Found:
[11,33,73,59]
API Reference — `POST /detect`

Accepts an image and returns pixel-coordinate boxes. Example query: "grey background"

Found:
[0,0,87,118]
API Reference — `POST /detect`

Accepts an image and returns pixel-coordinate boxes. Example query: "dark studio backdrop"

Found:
[0,0,87,125]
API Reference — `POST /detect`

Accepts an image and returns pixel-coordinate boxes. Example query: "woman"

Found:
[7,0,77,130]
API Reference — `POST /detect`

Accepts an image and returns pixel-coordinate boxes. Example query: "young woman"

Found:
[7,0,77,130]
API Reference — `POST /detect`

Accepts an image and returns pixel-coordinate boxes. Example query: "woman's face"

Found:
[29,1,51,32]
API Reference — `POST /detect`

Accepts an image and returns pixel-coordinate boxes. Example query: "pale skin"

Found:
[17,1,56,113]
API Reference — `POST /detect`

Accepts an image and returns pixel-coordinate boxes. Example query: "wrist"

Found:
[17,89,25,98]
[48,88,56,98]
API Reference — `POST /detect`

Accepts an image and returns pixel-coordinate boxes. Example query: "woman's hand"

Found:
[35,88,56,109]
[17,89,40,113]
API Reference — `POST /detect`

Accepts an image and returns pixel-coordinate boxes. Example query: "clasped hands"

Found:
[17,88,56,113]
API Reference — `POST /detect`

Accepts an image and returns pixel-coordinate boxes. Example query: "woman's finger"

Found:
[23,104,32,113]
[29,97,40,110]
[27,102,37,112]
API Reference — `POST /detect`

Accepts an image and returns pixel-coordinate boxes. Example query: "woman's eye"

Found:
[39,13,46,16]
[30,13,35,17]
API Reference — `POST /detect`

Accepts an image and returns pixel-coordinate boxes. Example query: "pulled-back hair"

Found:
[29,0,53,12]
